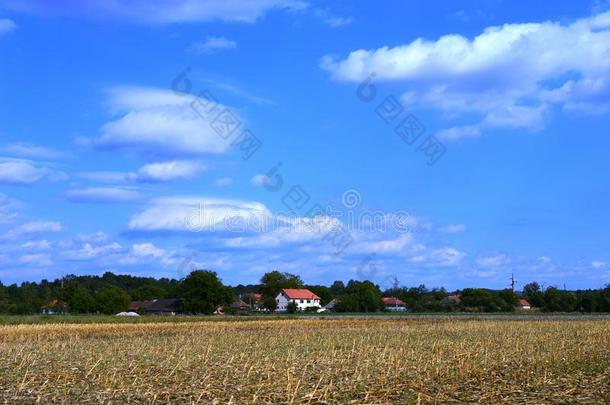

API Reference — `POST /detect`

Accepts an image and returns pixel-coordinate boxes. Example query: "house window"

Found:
[307,300,310,303]
[300,299,304,303]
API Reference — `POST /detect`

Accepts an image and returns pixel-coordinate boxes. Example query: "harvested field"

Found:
[0,318,608,403]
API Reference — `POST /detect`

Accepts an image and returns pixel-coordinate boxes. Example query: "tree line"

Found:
[1,270,609,314]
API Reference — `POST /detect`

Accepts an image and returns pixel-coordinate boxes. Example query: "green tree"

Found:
[131,283,167,301]
[69,287,97,314]
[286,301,298,313]
[181,270,235,314]
[523,282,544,307]
[95,286,130,314]
[263,296,278,312]
[335,280,384,312]
[260,271,303,298]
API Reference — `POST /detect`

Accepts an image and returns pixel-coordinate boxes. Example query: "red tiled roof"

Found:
[518,299,531,307]
[281,288,320,300]
[382,297,405,306]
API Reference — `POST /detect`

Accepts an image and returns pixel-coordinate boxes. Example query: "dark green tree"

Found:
[69,287,97,314]
[260,271,303,298]
[181,270,235,314]
[95,286,130,314]
[286,301,298,313]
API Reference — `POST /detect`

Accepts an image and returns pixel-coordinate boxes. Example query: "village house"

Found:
[382,297,407,311]
[275,288,321,312]
[41,299,68,315]
[128,299,182,315]
[517,299,532,310]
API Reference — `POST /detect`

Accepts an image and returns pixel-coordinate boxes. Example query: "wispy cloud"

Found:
[65,187,142,204]
[1,0,308,24]
[0,18,17,36]
[0,158,67,185]
[215,177,233,187]
[188,36,237,54]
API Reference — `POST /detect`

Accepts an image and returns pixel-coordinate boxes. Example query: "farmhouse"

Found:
[128,299,182,315]
[382,297,407,311]
[41,300,68,315]
[517,299,532,310]
[276,288,321,311]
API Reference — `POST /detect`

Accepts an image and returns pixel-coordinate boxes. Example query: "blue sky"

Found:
[1,0,610,290]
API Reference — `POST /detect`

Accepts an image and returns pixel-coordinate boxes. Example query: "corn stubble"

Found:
[0,319,608,404]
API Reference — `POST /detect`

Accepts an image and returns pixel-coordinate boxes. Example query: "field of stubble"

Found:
[0,318,608,404]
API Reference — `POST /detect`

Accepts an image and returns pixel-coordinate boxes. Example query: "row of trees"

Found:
[1,270,610,314]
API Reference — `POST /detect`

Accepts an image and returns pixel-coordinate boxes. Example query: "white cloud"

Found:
[8,221,62,237]
[410,247,466,267]
[0,18,16,35]
[476,254,509,268]
[61,242,122,261]
[324,16,353,28]
[215,177,233,187]
[120,243,174,265]
[21,240,51,250]
[128,196,272,233]
[188,36,237,54]
[322,11,610,140]
[2,0,308,24]
[3,143,71,160]
[592,260,607,269]
[250,174,270,187]
[129,160,205,183]
[439,224,466,233]
[65,187,142,203]
[351,233,413,254]
[94,86,237,157]
[0,159,67,185]
[78,161,205,184]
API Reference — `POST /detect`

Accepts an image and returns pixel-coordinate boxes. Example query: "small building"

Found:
[383,297,407,311]
[324,298,340,311]
[441,294,462,306]
[42,300,68,315]
[275,288,321,312]
[517,299,531,310]
[128,299,182,315]
[231,298,251,311]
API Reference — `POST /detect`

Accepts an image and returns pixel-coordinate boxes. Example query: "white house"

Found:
[276,288,321,312]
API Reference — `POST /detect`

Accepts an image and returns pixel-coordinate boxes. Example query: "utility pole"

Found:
[510,273,516,293]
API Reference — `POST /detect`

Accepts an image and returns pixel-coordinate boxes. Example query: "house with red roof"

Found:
[276,288,321,312]
[517,299,531,310]
[382,297,407,311]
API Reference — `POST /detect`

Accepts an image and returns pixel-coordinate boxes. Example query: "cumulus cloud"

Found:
[78,161,205,184]
[1,0,307,24]
[188,36,237,54]
[0,18,16,35]
[65,187,142,203]
[120,243,175,265]
[94,86,237,157]
[410,247,466,267]
[322,11,610,140]
[128,196,272,233]
[592,260,607,269]
[476,254,509,268]
[250,174,270,187]
[0,159,67,185]
[129,160,205,183]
